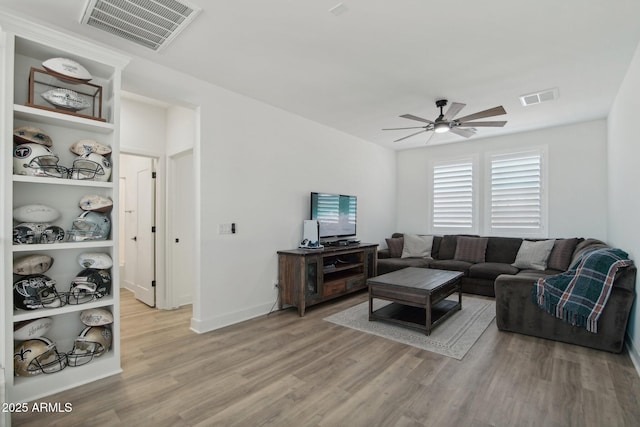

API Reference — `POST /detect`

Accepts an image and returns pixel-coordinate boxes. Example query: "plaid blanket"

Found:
[532,247,633,333]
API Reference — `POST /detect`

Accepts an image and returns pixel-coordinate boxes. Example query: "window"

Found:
[431,158,476,232]
[488,148,546,236]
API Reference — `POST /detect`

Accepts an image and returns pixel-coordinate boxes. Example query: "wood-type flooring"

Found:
[12,290,640,426]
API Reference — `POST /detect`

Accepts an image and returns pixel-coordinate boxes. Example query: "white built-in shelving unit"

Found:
[1,15,129,403]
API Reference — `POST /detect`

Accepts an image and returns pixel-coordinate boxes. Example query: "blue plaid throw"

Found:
[532,247,633,333]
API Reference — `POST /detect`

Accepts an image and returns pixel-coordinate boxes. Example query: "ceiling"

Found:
[1,0,640,150]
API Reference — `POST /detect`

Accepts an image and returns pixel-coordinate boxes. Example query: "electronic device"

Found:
[300,220,323,249]
[310,192,357,240]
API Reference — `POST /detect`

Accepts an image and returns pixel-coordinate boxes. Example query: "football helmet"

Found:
[14,274,65,310]
[67,326,112,367]
[13,223,64,244]
[67,268,111,305]
[14,338,68,376]
[68,153,111,182]
[66,211,111,241]
[13,143,67,178]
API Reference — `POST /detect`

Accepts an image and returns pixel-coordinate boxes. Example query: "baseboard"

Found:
[626,333,640,376]
[190,302,274,334]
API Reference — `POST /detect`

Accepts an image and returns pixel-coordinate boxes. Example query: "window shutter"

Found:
[490,150,543,232]
[432,161,474,230]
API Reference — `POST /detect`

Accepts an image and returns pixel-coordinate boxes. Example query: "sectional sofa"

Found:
[378,233,636,352]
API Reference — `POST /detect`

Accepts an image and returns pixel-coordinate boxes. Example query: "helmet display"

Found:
[14,338,68,376]
[68,153,111,182]
[14,274,64,310]
[66,211,111,242]
[13,143,67,178]
[67,268,111,305]
[67,326,112,367]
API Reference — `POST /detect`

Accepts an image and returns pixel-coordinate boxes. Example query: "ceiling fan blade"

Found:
[425,132,436,145]
[382,126,428,131]
[449,127,475,138]
[458,121,507,127]
[394,129,428,142]
[399,114,435,124]
[442,102,466,121]
[455,106,506,122]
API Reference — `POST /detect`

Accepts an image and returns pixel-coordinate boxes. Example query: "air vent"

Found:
[81,0,201,51]
[519,88,559,106]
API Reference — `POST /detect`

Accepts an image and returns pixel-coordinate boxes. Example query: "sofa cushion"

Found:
[547,238,579,271]
[377,257,432,275]
[429,259,473,275]
[512,239,556,270]
[437,235,458,260]
[485,237,523,263]
[571,238,608,266]
[385,237,404,258]
[431,236,442,259]
[401,234,434,258]
[469,262,519,280]
[515,268,563,280]
[454,236,488,263]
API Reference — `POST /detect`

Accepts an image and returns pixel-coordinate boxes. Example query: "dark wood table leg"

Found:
[425,294,432,335]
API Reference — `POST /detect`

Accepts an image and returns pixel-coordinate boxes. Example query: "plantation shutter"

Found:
[432,160,474,230]
[490,150,543,233]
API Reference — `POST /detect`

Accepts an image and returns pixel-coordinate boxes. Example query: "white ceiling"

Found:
[2,0,640,150]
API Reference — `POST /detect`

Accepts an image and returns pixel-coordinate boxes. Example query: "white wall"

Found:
[396,120,608,239]
[608,41,640,366]
[166,104,195,155]
[121,59,397,332]
[120,96,167,155]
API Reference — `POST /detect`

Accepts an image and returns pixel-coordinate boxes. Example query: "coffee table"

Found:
[368,267,463,335]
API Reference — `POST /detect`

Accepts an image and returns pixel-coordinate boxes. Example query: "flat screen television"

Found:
[310,192,357,239]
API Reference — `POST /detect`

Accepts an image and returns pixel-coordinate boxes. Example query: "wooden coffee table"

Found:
[368,267,463,335]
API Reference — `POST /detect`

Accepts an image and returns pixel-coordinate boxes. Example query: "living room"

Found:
[2,1,640,425]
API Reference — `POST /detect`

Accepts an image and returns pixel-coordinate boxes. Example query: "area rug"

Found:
[323,296,495,360]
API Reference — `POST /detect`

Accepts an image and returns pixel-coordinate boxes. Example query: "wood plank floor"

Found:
[12,290,640,427]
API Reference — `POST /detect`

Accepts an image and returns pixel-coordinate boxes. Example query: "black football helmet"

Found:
[67,269,111,305]
[14,274,65,310]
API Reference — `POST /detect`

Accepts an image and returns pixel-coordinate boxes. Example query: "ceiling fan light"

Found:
[434,122,450,133]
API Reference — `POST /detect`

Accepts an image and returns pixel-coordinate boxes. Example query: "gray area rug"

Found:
[324,296,495,360]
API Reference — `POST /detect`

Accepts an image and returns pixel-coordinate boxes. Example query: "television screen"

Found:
[310,192,357,239]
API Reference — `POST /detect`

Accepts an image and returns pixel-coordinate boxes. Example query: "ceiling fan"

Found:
[383,99,507,143]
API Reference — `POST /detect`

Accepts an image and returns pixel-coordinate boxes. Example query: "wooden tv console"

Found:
[277,243,378,316]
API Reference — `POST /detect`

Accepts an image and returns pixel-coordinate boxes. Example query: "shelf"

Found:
[14,104,114,133]
[11,351,121,403]
[13,240,114,252]
[13,174,114,188]
[13,297,115,322]
[323,262,361,274]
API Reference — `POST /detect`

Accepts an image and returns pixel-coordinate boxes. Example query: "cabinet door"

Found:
[304,257,322,301]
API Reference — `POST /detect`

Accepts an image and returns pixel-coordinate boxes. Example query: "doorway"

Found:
[119,153,157,307]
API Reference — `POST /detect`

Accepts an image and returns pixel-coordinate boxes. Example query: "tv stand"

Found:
[277,243,378,316]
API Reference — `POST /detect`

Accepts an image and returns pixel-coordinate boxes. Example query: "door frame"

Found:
[120,148,167,309]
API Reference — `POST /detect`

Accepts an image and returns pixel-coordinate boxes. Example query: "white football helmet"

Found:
[67,326,112,367]
[69,153,111,182]
[14,338,68,376]
[13,143,67,178]
[66,211,111,241]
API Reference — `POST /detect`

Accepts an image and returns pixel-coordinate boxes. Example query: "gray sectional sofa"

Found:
[378,233,636,352]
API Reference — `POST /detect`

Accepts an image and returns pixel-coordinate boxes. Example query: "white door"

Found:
[134,159,156,306]
[170,150,194,307]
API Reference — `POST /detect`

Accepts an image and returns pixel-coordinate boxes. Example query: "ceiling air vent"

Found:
[519,88,559,107]
[81,0,201,51]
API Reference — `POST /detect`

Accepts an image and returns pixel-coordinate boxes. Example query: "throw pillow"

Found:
[401,234,434,258]
[547,238,579,271]
[385,237,404,258]
[512,239,556,270]
[454,236,488,263]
